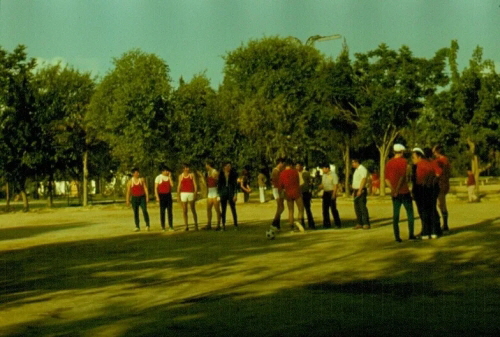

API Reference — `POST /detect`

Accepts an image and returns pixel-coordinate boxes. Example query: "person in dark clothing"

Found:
[296,161,315,229]
[217,161,239,230]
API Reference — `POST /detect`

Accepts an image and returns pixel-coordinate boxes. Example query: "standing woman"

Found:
[126,168,150,232]
[177,163,198,231]
[218,161,239,231]
[155,166,175,232]
[204,160,221,230]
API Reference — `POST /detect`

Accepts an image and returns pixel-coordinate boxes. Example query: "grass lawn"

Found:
[1,195,499,336]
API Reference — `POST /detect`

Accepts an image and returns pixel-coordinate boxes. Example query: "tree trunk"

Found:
[377,144,391,197]
[47,174,54,208]
[5,182,10,211]
[83,149,89,206]
[467,138,480,193]
[343,141,351,196]
[21,189,29,212]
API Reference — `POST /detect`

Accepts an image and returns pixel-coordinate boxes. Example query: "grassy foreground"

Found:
[0,197,499,336]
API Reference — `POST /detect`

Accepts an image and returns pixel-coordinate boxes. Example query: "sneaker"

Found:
[270,225,279,233]
[162,228,166,233]
[169,227,175,232]
[421,235,430,240]
[353,225,363,230]
[395,238,402,243]
[184,227,189,231]
[431,234,438,239]
[202,225,212,230]
[134,227,140,232]
[146,226,150,232]
[363,225,371,230]
[409,235,418,241]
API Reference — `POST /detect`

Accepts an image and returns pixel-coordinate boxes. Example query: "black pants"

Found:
[414,185,441,236]
[131,195,149,228]
[322,191,341,228]
[159,193,173,229]
[302,191,315,228]
[220,195,238,227]
[353,189,369,226]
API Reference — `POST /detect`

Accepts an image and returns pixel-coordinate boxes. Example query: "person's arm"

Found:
[155,182,159,201]
[232,172,238,202]
[143,178,149,203]
[125,180,131,206]
[332,173,339,199]
[177,175,182,202]
[169,172,175,190]
[192,173,198,201]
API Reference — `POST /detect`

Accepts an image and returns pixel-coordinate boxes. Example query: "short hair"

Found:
[423,148,433,159]
[321,163,330,169]
[433,145,444,155]
[276,158,285,165]
[351,158,360,164]
[296,160,304,166]
[205,160,214,168]
[284,158,294,166]
[131,167,139,174]
[182,163,190,168]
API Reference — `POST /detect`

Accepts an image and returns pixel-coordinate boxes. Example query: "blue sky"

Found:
[1,0,499,87]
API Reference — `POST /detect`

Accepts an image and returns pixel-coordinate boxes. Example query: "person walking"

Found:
[270,158,285,231]
[257,169,267,203]
[204,160,221,230]
[317,163,341,229]
[126,168,150,232]
[218,161,239,230]
[352,159,370,229]
[296,162,315,229]
[155,166,174,232]
[177,163,198,231]
[278,159,305,232]
[432,145,451,232]
[385,144,415,242]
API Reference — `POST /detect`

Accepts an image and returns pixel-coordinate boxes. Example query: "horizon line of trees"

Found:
[1,37,499,211]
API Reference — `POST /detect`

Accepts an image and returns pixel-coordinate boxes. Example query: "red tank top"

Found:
[207,170,218,188]
[157,179,171,194]
[130,179,145,197]
[180,174,195,192]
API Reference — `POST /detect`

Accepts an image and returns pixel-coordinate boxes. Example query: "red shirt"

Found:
[415,160,436,186]
[180,174,195,192]
[385,157,410,194]
[157,180,171,194]
[271,168,281,188]
[130,179,146,197]
[278,168,301,200]
[467,173,476,186]
[435,156,451,185]
[207,170,218,188]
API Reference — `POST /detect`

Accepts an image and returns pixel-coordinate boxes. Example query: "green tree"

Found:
[353,44,448,195]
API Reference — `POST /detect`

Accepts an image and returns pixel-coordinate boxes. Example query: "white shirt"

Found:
[352,165,368,189]
[321,171,338,191]
[155,174,171,184]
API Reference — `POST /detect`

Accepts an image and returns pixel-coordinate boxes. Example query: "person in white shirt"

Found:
[352,158,370,229]
[317,163,341,228]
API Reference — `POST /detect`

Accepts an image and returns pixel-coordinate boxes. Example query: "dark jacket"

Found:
[218,169,239,198]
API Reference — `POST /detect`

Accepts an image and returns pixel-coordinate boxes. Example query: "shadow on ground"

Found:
[1,218,500,336]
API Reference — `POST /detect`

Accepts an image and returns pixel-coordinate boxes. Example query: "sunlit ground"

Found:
[1,190,499,336]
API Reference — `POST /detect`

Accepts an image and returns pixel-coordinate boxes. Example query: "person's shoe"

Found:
[161,228,166,233]
[169,227,175,231]
[202,225,212,230]
[409,235,418,241]
[353,225,363,230]
[363,225,371,230]
[323,225,332,229]
[146,226,150,232]
[335,225,342,229]
[270,225,279,233]
[134,227,140,232]
[395,238,402,243]
[184,227,189,231]
[294,221,305,232]
[421,235,430,240]
[431,234,438,239]
[215,225,222,231]
[234,225,239,231]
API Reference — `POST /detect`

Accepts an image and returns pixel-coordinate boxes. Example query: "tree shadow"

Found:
[0,223,92,241]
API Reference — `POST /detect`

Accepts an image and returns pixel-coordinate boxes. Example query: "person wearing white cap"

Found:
[411,148,439,239]
[385,144,415,242]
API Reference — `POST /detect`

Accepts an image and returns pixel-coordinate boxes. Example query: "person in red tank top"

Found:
[432,145,451,232]
[270,158,285,231]
[177,163,198,231]
[155,166,175,231]
[204,160,221,230]
[126,168,150,232]
[278,159,305,232]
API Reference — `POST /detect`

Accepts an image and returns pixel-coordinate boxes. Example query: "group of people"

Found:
[125,143,452,243]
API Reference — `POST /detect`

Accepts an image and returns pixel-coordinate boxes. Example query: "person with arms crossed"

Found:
[155,166,174,232]
[126,168,150,232]
[385,144,416,242]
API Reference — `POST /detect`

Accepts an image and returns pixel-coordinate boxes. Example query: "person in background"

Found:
[318,163,341,229]
[278,158,304,232]
[270,158,285,231]
[297,161,315,229]
[238,169,251,202]
[177,163,198,231]
[432,145,451,232]
[218,161,239,230]
[466,167,478,202]
[204,160,221,230]
[352,158,370,229]
[126,168,150,232]
[155,165,174,232]
[257,168,267,203]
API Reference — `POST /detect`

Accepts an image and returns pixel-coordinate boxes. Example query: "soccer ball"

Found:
[266,229,275,240]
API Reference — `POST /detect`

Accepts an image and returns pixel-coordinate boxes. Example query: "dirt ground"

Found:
[1,191,500,336]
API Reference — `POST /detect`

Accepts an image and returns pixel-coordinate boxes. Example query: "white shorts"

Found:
[207,187,219,199]
[272,188,283,200]
[180,192,195,202]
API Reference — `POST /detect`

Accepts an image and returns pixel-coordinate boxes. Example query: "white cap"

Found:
[393,144,406,152]
[412,147,425,156]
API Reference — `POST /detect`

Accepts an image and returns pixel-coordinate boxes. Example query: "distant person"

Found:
[177,163,198,231]
[385,144,415,242]
[432,145,451,232]
[204,160,221,230]
[466,167,478,202]
[318,163,341,229]
[155,166,174,232]
[238,169,251,202]
[278,159,304,232]
[257,168,268,203]
[271,158,285,231]
[126,168,150,232]
[297,162,315,229]
[370,170,380,195]
[218,161,239,230]
[352,158,370,229]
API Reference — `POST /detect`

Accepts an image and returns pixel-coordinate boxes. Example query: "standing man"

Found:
[278,159,305,232]
[257,168,267,203]
[352,159,370,229]
[218,161,239,231]
[177,163,198,231]
[270,158,285,231]
[155,166,174,232]
[317,163,341,229]
[126,168,150,232]
[296,162,315,229]
[466,167,478,202]
[204,160,221,230]
[385,144,415,242]
[432,145,451,232]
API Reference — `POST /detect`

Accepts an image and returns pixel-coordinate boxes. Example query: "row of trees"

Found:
[1,37,499,211]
